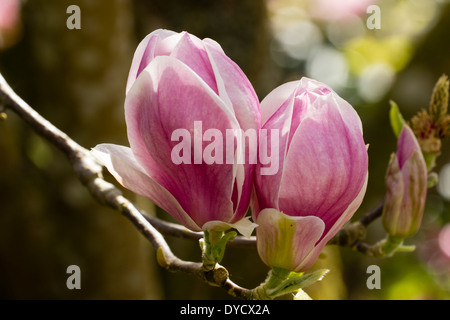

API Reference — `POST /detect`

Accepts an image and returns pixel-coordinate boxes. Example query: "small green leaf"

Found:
[389,100,406,138]
[267,268,329,298]
[211,231,237,263]
[427,172,438,188]
[423,152,438,172]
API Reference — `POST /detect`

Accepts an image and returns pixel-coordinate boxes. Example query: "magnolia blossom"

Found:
[92,30,260,237]
[382,125,427,238]
[253,77,369,272]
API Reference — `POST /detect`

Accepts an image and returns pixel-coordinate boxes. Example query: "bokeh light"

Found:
[267,0,443,103]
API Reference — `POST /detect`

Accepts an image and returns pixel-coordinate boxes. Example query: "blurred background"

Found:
[0,0,449,299]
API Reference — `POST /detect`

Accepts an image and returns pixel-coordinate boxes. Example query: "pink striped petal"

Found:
[170,32,218,94]
[397,125,422,168]
[125,55,240,228]
[255,209,325,272]
[91,144,200,231]
[298,173,368,271]
[254,91,296,213]
[278,94,368,236]
[260,81,299,126]
[204,40,260,131]
[126,29,177,94]
[203,40,261,219]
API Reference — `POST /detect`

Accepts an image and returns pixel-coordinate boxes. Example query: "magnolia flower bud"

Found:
[92,30,260,237]
[382,125,427,238]
[253,77,369,272]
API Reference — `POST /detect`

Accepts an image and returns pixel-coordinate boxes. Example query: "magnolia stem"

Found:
[352,235,415,258]
[252,268,291,300]
[359,200,385,227]
[201,230,221,271]
[140,210,257,247]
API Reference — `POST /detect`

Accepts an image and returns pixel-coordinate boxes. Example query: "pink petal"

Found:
[125,55,240,228]
[203,41,261,220]
[260,78,335,127]
[398,149,427,236]
[204,40,261,132]
[254,90,296,214]
[278,93,368,235]
[255,209,325,272]
[397,125,422,168]
[170,32,218,94]
[302,173,368,269]
[260,81,299,126]
[91,144,201,231]
[152,32,184,56]
[202,38,226,54]
[318,172,368,245]
[126,29,176,94]
[382,154,404,234]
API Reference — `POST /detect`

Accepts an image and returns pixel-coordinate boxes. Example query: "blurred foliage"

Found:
[0,0,449,300]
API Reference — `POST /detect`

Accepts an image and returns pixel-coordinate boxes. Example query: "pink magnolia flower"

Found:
[92,30,260,237]
[382,125,427,238]
[253,77,369,272]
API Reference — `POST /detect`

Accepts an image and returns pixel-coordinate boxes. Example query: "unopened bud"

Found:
[382,126,427,238]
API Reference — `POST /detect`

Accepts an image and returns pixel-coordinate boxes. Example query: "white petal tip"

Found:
[202,216,257,238]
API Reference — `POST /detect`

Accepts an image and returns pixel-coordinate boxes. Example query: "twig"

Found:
[0,71,252,298]
[141,211,257,248]
[223,278,254,299]
[359,199,385,227]
[327,200,385,248]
